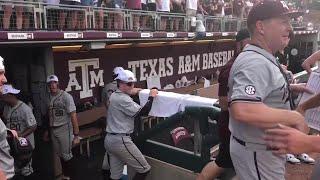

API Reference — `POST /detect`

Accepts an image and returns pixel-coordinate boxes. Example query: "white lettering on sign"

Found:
[141,33,152,38]
[64,33,84,39]
[128,57,174,81]
[206,32,213,37]
[188,33,195,37]
[7,33,34,40]
[66,58,104,99]
[222,32,229,36]
[128,50,234,82]
[167,33,176,38]
[107,33,120,38]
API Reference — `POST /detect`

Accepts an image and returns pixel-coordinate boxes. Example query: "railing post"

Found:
[43,6,48,29]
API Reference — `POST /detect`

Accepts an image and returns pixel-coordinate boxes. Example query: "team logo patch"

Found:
[245,85,256,95]
[18,138,29,147]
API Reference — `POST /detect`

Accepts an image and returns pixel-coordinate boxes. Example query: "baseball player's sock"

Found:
[132,171,150,180]
[102,169,111,180]
[61,158,75,179]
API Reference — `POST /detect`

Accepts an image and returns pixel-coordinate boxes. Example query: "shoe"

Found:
[62,175,70,180]
[297,153,315,164]
[286,154,301,164]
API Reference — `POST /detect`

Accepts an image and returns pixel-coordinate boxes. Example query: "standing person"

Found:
[43,75,80,180]
[127,0,142,31]
[101,67,123,179]
[228,1,308,180]
[2,85,37,180]
[275,36,315,165]
[101,67,124,108]
[185,0,197,31]
[156,0,170,30]
[0,56,16,180]
[197,29,250,180]
[105,69,158,180]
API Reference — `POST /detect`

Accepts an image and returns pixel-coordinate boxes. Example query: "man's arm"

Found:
[302,50,320,73]
[230,102,307,131]
[19,125,37,137]
[264,124,320,154]
[70,112,79,136]
[297,93,320,115]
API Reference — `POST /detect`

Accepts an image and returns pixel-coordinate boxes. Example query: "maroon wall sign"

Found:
[53,40,236,103]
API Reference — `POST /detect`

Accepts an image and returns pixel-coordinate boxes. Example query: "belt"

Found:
[107,132,131,136]
[233,136,246,146]
[232,136,269,151]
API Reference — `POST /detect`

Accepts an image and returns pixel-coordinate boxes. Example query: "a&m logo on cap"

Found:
[19,138,29,147]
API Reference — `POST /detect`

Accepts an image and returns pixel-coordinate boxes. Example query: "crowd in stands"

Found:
[1,0,305,31]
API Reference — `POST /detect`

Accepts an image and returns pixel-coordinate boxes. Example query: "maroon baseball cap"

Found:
[247,0,304,27]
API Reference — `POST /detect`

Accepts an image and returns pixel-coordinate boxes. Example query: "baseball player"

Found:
[1,84,37,179]
[101,67,124,179]
[0,56,17,180]
[228,1,308,179]
[101,67,124,108]
[105,69,157,180]
[197,29,250,180]
[43,75,80,180]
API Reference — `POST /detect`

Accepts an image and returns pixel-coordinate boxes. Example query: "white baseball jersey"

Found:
[47,90,76,127]
[3,100,37,148]
[0,119,14,179]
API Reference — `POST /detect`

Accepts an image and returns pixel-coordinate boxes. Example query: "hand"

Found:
[8,130,18,138]
[43,130,50,142]
[296,105,305,116]
[291,111,309,133]
[302,59,314,74]
[264,124,313,154]
[149,89,158,97]
[73,136,80,146]
[290,83,313,94]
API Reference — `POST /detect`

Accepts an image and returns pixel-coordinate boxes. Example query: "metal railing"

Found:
[0,0,308,32]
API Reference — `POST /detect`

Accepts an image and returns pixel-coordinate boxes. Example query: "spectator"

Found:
[156,0,170,31]
[81,0,94,29]
[2,2,35,30]
[215,0,224,17]
[2,4,12,29]
[147,0,157,11]
[59,0,83,30]
[233,0,244,18]
[224,2,232,17]
[127,0,142,30]
[197,0,208,15]
[109,0,124,30]
[171,0,185,31]
[141,0,148,30]
[94,0,105,29]
[45,0,60,29]
[186,0,197,16]
[185,0,197,30]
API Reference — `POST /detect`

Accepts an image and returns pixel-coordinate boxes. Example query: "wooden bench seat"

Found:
[77,106,106,157]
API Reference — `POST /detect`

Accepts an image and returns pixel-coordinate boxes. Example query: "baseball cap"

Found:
[247,0,304,27]
[236,29,250,42]
[115,70,137,83]
[46,75,59,83]
[3,84,20,95]
[113,67,124,75]
[0,56,5,71]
